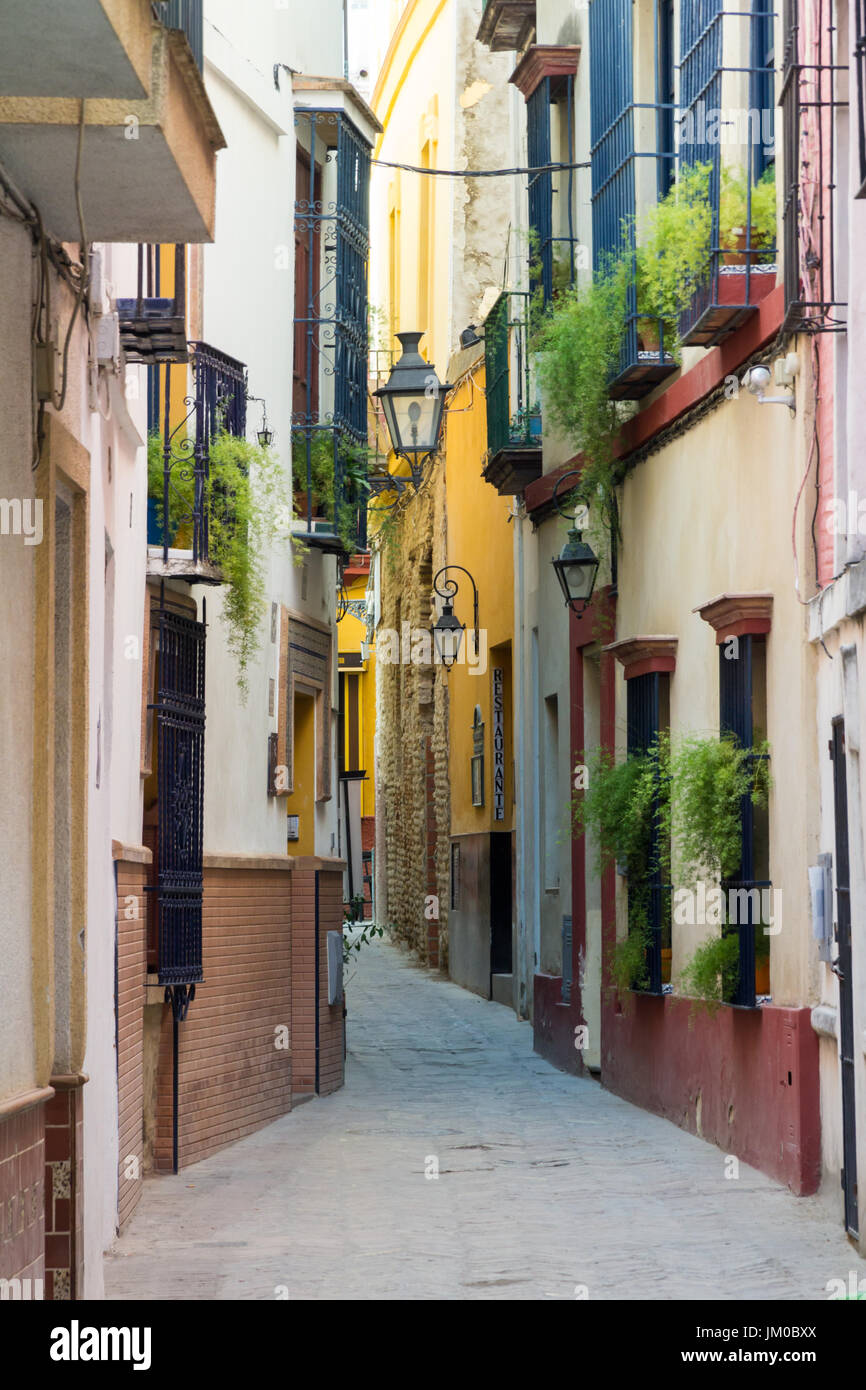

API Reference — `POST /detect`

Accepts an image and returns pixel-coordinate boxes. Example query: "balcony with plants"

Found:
[291,100,378,561]
[481,290,542,495]
[147,343,286,694]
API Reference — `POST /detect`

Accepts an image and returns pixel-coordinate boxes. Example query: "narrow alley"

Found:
[105,940,863,1302]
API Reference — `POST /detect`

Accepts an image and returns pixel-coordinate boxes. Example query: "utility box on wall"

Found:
[327,930,343,1005]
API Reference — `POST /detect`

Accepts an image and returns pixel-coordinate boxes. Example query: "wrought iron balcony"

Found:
[292,103,374,558]
[118,243,188,364]
[482,291,542,495]
[152,0,203,70]
[147,341,248,582]
[677,0,779,347]
[477,0,535,52]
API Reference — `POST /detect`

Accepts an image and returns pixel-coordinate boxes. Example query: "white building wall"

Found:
[195,4,342,858]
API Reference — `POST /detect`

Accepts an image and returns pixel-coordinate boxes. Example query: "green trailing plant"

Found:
[342,918,385,967]
[532,261,629,538]
[678,930,741,1014]
[147,428,286,698]
[635,160,714,341]
[572,738,670,995]
[572,732,772,1001]
[670,733,771,883]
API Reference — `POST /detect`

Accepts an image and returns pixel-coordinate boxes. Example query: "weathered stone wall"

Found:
[376,463,451,967]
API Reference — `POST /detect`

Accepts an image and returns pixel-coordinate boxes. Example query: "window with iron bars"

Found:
[293,109,372,558]
[527,72,580,306]
[626,671,672,997]
[589,0,679,398]
[719,635,771,1009]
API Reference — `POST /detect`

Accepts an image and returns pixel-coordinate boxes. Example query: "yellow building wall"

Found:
[443,359,516,837]
[371,0,455,374]
[285,692,316,856]
[337,566,376,819]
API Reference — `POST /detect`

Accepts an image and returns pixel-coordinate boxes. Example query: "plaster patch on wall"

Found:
[459,80,492,110]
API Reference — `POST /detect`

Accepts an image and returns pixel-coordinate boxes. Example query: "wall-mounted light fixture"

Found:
[249,395,275,448]
[432,565,479,670]
[550,470,600,613]
[373,332,452,486]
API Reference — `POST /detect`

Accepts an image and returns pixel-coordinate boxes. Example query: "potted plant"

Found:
[634,160,714,351]
[719,165,776,265]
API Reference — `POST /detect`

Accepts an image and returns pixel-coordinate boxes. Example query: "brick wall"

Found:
[43,1081,84,1299]
[360,815,375,913]
[0,1096,47,1289]
[115,855,147,1232]
[377,469,451,966]
[154,863,293,1172]
[290,864,345,1097]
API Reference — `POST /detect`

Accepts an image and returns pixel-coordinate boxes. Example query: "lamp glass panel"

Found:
[388,391,438,454]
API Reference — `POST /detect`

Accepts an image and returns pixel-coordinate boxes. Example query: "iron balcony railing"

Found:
[677,0,779,346]
[781,0,847,331]
[484,291,540,458]
[589,0,677,397]
[292,109,372,556]
[148,341,248,571]
[153,0,203,70]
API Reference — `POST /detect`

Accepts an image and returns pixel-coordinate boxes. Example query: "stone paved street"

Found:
[104,939,866,1301]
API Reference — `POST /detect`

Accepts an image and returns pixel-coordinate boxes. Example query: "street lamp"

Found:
[249,395,274,448]
[550,470,600,613]
[373,332,452,486]
[432,565,479,670]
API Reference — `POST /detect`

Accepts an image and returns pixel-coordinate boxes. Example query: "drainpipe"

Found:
[342,0,349,79]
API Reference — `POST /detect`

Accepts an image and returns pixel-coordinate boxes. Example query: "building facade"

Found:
[0,0,371,1301]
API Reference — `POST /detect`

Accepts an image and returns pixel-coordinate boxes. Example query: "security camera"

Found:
[739,362,795,415]
[745,365,772,395]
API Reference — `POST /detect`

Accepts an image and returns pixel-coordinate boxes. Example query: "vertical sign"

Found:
[493,668,505,821]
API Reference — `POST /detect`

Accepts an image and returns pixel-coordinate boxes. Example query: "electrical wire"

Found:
[53,98,89,413]
[371,157,590,178]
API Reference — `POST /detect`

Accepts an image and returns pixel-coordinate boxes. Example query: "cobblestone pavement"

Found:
[105,938,866,1301]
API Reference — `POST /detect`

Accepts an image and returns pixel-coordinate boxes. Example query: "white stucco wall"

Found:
[196,1,341,857]
[0,216,37,1103]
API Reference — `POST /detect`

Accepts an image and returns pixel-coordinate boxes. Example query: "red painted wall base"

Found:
[533,973,585,1077]
[601,995,821,1196]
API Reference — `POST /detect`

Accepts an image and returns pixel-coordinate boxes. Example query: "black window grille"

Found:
[719,635,771,1009]
[780,0,848,331]
[152,606,206,1015]
[626,671,671,996]
[526,72,580,307]
[589,0,677,397]
[293,109,372,557]
[751,0,776,179]
[657,0,676,198]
